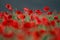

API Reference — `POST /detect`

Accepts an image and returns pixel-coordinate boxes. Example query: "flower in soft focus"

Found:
[2,20,8,26]
[8,14,12,19]
[43,6,50,12]
[0,24,5,34]
[47,12,52,15]
[30,15,35,20]
[54,16,58,20]
[23,7,29,12]
[17,14,25,19]
[16,10,23,14]
[42,17,49,25]
[0,3,60,40]
[35,9,42,15]
[50,20,56,26]
[34,16,42,25]
[10,20,19,29]
[57,19,60,23]
[17,34,24,40]
[5,4,13,11]
[28,10,33,15]
[23,22,32,29]
[40,29,46,34]
[32,31,40,38]
[3,31,14,38]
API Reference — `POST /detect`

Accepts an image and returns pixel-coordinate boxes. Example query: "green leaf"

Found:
[25,15,30,22]
[0,19,2,23]
[42,35,50,40]
[47,15,54,21]
[58,15,60,19]
[12,11,17,20]
[12,15,16,20]
[0,36,4,40]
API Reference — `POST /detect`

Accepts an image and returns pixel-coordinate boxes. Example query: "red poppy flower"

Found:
[57,20,60,23]
[50,20,56,26]
[16,10,23,14]
[42,17,48,22]
[0,24,5,34]
[8,15,12,19]
[50,30,56,35]
[30,15,35,20]
[5,4,13,11]
[35,16,41,25]
[42,17,49,25]
[28,10,33,15]
[40,29,46,34]
[3,12,9,20]
[23,7,29,12]
[50,27,60,35]
[32,31,40,39]
[30,21,35,28]
[10,20,19,29]
[54,16,58,20]
[3,31,14,38]
[35,10,42,15]
[23,22,32,29]
[17,14,25,19]
[47,12,52,15]
[45,22,51,27]
[17,34,24,40]
[2,20,8,26]
[56,35,60,40]
[43,6,50,12]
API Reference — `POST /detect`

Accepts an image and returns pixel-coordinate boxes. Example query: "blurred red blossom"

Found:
[5,4,13,11]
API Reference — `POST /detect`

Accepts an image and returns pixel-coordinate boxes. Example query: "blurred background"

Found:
[0,0,60,11]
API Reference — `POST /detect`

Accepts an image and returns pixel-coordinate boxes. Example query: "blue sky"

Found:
[0,0,60,11]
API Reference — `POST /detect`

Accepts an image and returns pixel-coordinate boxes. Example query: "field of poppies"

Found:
[0,4,60,40]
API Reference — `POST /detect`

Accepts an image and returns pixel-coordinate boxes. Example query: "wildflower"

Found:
[28,10,33,15]
[8,14,12,19]
[35,16,41,25]
[56,35,60,40]
[2,20,8,26]
[54,16,58,20]
[17,14,25,19]
[40,29,46,34]
[10,20,19,29]
[30,21,35,28]
[50,20,56,26]
[35,9,42,15]
[49,30,56,35]
[16,10,23,14]
[0,24,5,34]
[3,31,14,38]
[57,20,60,23]
[23,7,29,12]
[30,15,34,20]
[47,12,52,15]
[32,31,40,38]
[17,34,24,40]
[3,12,9,20]
[50,27,60,35]
[23,22,32,29]
[42,17,49,25]
[43,6,50,12]
[5,4,13,11]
